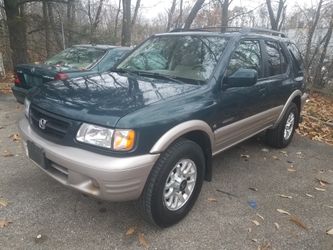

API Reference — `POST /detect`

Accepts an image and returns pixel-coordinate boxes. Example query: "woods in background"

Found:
[0,0,333,89]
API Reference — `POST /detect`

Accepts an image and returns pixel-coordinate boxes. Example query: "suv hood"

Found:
[30,72,201,127]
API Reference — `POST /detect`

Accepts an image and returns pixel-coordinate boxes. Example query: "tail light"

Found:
[54,72,68,81]
[14,73,21,85]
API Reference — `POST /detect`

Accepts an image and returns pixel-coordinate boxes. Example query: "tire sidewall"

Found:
[280,104,298,147]
[150,141,205,227]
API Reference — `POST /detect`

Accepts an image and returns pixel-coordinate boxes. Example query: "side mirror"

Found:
[223,68,258,88]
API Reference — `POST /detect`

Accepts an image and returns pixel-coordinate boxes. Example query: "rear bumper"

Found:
[12,86,28,104]
[18,117,159,201]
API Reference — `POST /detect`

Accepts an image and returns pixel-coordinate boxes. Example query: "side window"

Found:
[265,41,289,76]
[287,43,303,73]
[226,40,262,78]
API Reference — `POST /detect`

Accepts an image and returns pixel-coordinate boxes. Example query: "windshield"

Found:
[117,35,228,83]
[45,47,106,70]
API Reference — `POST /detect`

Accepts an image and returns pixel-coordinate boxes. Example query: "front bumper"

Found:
[18,117,159,201]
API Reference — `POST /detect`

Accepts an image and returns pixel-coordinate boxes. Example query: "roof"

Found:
[158,26,289,41]
[72,44,129,50]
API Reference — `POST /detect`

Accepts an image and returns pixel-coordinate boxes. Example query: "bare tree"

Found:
[4,0,28,67]
[114,0,121,41]
[265,0,286,30]
[131,0,141,27]
[87,0,104,43]
[219,0,233,31]
[184,0,205,30]
[121,0,131,46]
[304,0,324,71]
[166,0,177,31]
[313,13,333,87]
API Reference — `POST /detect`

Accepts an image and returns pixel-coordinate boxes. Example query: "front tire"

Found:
[266,103,299,148]
[139,139,205,227]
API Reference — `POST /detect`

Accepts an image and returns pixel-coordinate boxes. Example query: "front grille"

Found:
[30,106,71,139]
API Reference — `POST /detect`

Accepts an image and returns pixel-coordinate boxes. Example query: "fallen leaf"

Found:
[327,228,333,235]
[241,154,250,161]
[0,198,8,207]
[277,209,291,215]
[258,242,271,250]
[207,197,217,202]
[314,187,326,192]
[280,150,288,155]
[319,181,327,187]
[251,220,260,226]
[277,194,292,199]
[138,233,149,249]
[256,213,264,220]
[0,219,12,228]
[305,193,314,198]
[2,150,13,157]
[274,222,280,230]
[126,226,136,236]
[251,238,258,242]
[272,155,279,160]
[9,133,21,142]
[289,215,308,230]
[249,187,258,192]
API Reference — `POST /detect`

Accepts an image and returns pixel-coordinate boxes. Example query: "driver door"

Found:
[214,39,272,152]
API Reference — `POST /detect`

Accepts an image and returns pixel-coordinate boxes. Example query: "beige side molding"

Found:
[150,120,214,154]
[273,90,302,127]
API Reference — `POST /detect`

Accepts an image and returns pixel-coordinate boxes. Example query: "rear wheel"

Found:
[139,139,205,227]
[266,103,299,148]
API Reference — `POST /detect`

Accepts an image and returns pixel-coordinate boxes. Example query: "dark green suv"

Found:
[19,27,307,227]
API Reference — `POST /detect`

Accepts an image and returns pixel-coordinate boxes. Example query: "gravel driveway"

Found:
[0,94,332,250]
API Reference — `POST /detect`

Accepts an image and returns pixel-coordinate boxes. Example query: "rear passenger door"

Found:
[262,40,294,109]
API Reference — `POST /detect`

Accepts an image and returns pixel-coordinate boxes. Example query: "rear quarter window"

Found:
[287,43,303,73]
[264,40,288,77]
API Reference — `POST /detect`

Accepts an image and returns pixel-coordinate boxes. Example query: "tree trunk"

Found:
[66,0,75,46]
[166,0,177,31]
[4,0,28,67]
[313,15,333,87]
[47,2,62,50]
[176,0,183,28]
[221,0,229,32]
[114,0,122,42]
[184,0,205,30]
[121,0,131,46]
[131,0,141,27]
[266,0,285,31]
[304,0,323,71]
[90,0,104,43]
[42,0,51,57]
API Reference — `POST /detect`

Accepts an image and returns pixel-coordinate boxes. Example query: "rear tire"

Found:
[138,139,205,227]
[265,103,299,148]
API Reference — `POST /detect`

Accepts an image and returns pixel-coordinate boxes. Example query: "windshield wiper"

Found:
[132,71,186,85]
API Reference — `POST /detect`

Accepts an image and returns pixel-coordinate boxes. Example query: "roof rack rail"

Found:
[170,26,287,38]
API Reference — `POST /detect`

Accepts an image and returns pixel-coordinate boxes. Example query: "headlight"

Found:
[24,98,31,118]
[113,129,136,151]
[76,123,136,151]
[76,123,114,149]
